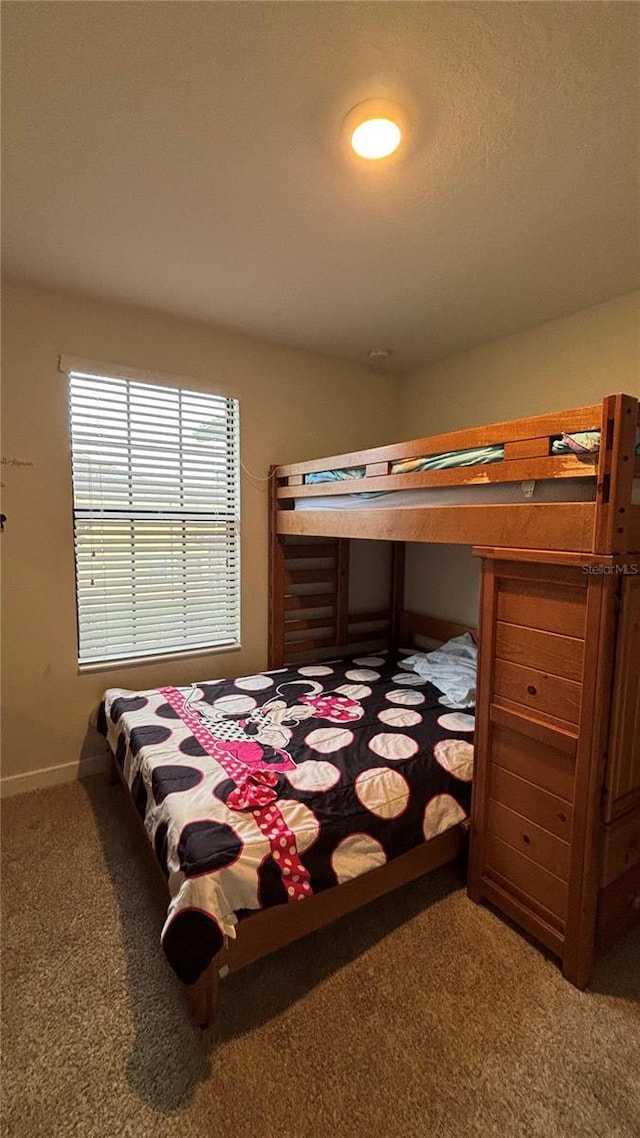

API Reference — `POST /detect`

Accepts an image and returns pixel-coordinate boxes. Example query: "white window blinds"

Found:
[67,368,240,665]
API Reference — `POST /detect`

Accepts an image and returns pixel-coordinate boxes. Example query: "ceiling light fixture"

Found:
[352,118,401,160]
[343,100,406,162]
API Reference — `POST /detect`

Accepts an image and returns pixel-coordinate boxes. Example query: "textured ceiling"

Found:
[2,2,639,372]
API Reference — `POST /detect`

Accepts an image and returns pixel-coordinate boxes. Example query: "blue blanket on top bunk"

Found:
[303,430,640,487]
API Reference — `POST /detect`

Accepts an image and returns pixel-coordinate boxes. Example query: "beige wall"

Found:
[405,543,480,629]
[402,291,640,624]
[0,278,400,792]
[400,291,640,438]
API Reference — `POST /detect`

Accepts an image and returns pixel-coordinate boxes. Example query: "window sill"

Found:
[78,642,242,676]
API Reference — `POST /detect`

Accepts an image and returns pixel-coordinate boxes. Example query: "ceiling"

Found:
[2,2,639,372]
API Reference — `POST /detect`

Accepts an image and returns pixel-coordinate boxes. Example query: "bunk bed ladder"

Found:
[269,470,405,666]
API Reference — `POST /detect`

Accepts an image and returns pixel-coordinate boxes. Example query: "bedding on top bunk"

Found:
[302,432,608,488]
[99,649,474,984]
[305,443,504,487]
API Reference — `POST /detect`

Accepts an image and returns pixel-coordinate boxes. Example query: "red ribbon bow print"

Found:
[226,769,280,812]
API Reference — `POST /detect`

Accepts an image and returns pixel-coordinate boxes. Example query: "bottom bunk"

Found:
[99,618,477,1024]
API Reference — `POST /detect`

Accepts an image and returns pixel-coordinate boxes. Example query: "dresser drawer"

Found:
[484,833,568,923]
[489,763,572,841]
[495,622,583,683]
[494,659,581,725]
[490,717,576,802]
[487,800,570,880]
[495,578,586,639]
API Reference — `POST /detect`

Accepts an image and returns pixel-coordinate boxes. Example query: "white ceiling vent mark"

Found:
[367,348,394,373]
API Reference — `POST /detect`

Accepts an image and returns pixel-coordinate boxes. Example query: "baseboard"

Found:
[0,752,109,798]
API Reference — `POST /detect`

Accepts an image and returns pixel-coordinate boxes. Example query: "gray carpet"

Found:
[1,776,639,1138]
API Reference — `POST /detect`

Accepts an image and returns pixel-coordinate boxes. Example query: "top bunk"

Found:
[273,393,640,555]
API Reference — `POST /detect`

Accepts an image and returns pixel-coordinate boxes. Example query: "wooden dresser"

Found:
[468,549,640,987]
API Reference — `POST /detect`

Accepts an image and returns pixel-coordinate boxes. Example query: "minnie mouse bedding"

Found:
[99,650,474,984]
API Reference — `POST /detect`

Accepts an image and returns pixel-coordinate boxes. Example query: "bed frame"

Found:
[272,393,640,555]
[267,392,640,999]
[188,817,465,1027]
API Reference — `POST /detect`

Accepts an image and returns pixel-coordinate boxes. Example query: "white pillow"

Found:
[403,633,477,708]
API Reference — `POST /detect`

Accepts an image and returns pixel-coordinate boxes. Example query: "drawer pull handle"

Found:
[522,834,531,845]
[557,812,568,824]
[632,895,640,912]
[527,685,538,696]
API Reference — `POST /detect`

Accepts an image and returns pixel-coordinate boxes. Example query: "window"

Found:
[65,360,240,666]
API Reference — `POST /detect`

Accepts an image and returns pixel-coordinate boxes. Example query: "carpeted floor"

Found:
[1,776,639,1138]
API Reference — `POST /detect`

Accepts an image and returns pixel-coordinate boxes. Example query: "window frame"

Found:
[60,356,241,671]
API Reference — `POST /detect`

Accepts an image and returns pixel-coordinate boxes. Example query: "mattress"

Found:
[99,650,474,983]
[294,478,600,510]
[293,478,640,510]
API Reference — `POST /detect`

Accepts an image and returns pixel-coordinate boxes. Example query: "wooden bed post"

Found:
[467,556,497,906]
[595,394,638,555]
[108,749,120,786]
[185,963,220,1029]
[562,570,618,989]
[269,464,286,668]
[389,542,406,649]
[335,539,350,648]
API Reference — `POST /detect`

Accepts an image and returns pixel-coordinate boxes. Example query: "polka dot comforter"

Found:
[99,651,474,984]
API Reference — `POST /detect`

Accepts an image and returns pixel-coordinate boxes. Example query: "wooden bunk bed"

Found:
[273,393,639,554]
[270,392,640,993]
[106,393,639,1026]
